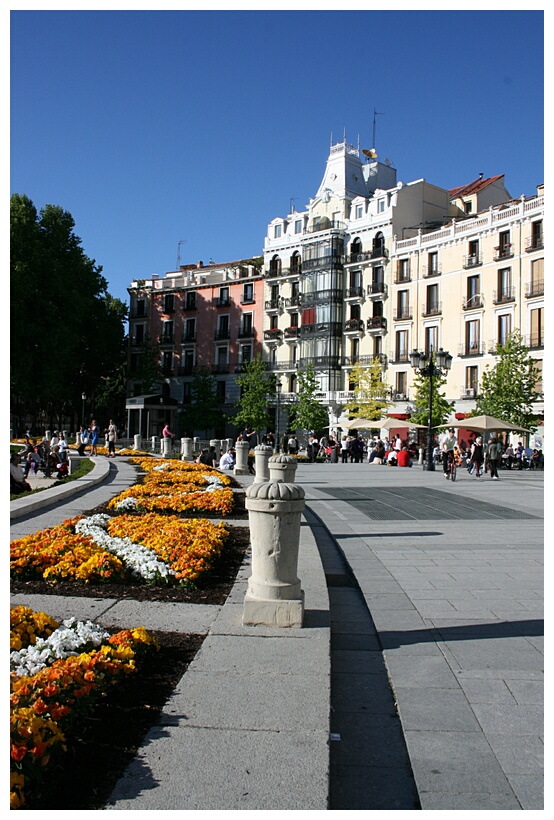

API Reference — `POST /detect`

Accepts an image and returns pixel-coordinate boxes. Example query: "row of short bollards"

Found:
[242,445,305,629]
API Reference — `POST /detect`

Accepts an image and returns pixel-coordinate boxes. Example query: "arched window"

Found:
[291,252,302,275]
[373,232,385,257]
[270,255,282,275]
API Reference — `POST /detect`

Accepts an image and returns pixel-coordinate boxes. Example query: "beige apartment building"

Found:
[261,137,544,432]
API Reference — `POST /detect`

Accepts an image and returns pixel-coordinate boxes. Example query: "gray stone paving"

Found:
[298,462,543,810]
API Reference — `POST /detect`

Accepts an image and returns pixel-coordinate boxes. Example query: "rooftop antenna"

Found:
[177,239,186,269]
[372,108,384,152]
[290,197,298,213]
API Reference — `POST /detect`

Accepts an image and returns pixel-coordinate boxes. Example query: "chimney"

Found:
[197,260,204,269]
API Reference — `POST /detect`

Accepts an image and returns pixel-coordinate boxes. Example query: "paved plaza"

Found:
[10,457,544,810]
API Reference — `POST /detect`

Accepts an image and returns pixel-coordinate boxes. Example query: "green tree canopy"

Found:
[11,194,127,429]
[229,355,274,433]
[343,358,389,420]
[409,361,455,429]
[475,330,541,430]
[287,362,328,435]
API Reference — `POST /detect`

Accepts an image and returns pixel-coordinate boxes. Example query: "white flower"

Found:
[10,618,110,676]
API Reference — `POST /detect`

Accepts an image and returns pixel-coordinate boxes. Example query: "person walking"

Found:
[107,420,118,457]
[340,436,349,463]
[90,420,100,456]
[441,428,457,478]
[486,436,501,480]
[468,436,484,478]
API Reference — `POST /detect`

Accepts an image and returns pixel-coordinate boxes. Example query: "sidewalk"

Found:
[10,459,543,809]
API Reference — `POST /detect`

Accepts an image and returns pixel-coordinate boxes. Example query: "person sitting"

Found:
[23,447,42,478]
[57,434,69,461]
[10,453,32,494]
[397,446,412,467]
[219,449,236,469]
[387,449,398,466]
[530,449,543,470]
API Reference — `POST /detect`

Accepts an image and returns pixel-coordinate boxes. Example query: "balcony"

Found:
[159,334,175,346]
[525,280,544,298]
[264,265,283,279]
[298,355,342,369]
[214,328,230,340]
[300,288,343,306]
[300,321,343,337]
[211,364,230,374]
[130,336,145,347]
[215,297,231,308]
[421,302,442,317]
[240,296,255,305]
[391,352,410,364]
[181,332,197,343]
[393,308,413,321]
[525,332,544,350]
[423,264,441,278]
[265,298,283,314]
[367,281,387,299]
[302,256,345,272]
[345,285,365,302]
[492,287,515,305]
[264,328,283,344]
[343,354,387,368]
[463,254,482,269]
[305,219,347,234]
[344,318,365,335]
[394,268,411,283]
[183,301,197,311]
[493,244,513,261]
[285,294,302,310]
[367,316,387,333]
[462,293,484,310]
[347,251,373,265]
[458,342,485,357]
[238,327,255,339]
[461,387,477,399]
[284,326,300,340]
[177,365,197,376]
[525,233,544,252]
[369,246,389,263]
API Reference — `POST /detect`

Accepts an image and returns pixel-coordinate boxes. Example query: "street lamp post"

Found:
[275,381,282,453]
[409,347,452,471]
[81,392,86,427]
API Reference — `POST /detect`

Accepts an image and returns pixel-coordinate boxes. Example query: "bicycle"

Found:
[443,450,457,481]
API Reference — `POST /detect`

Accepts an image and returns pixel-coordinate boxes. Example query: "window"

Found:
[295,220,302,234]
[350,337,359,362]
[164,294,174,313]
[182,350,195,373]
[162,351,172,372]
[216,381,226,402]
[216,346,228,366]
[290,312,299,327]
[243,282,254,303]
[274,224,282,238]
[397,290,410,319]
[397,258,410,281]
[184,317,196,341]
[395,330,408,362]
[350,304,361,321]
[135,299,145,317]
[183,382,192,404]
[291,280,300,298]
[464,201,472,214]
[529,259,544,296]
[240,344,252,364]
[134,324,145,344]
[530,308,544,348]
[291,252,302,274]
[426,284,439,314]
[378,199,385,213]
[425,326,438,355]
[497,230,511,258]
[291,345,298,365]
[465,366,478,393]
[270,315,278,330]
[466,239,480,267]
[302,307,315,325]
[355,205,363,219]
[218,286,230,306]
[185,291,196,310]
[498,314,511,347]
[240,313,253,336]
[372,266,384,289]
[465,319,480,354]
[161,320,174,342]
[217,315,230,339]
[529,220,543,250]
[497,267,512,301]
[428,252,439,275]
[130,352,140,373]
[466,274,481,309]
[395,372,407,397]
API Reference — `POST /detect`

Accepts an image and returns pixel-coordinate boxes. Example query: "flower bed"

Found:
[11,513,229,588]
[107,460,235,516]
[10,604,159,809]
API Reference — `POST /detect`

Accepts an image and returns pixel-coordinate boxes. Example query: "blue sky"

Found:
[10,7,544,305]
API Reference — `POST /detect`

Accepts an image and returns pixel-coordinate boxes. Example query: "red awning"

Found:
[388,413,410,420]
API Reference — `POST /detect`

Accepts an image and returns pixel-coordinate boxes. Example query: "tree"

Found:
[11,194,127,431]
[179,369,222,437]
[343,359,389,420]
[409,367,455,429]
[128,337,164,396]
[287,362,328,435]
[475,330,541,430]
[229,355,274,435]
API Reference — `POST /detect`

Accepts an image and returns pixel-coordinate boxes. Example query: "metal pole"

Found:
[426,367,435,471]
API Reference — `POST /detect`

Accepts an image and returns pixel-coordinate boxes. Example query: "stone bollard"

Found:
[254,444,274,482]
[418,447,424,465]
[193,437,200,454]
[75,432,82,447]
[181,437,193,460]
[151,436,159,453]
[226,437,233,452]
[67,452,80,475]
[234,440,251,475]
[209,439,221,462]
[45,430,51,440]
[219,439,228,454]
[268,454,298,484]
[243,481,305,627]
[161,437,172,457]
[133,434,142,450]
